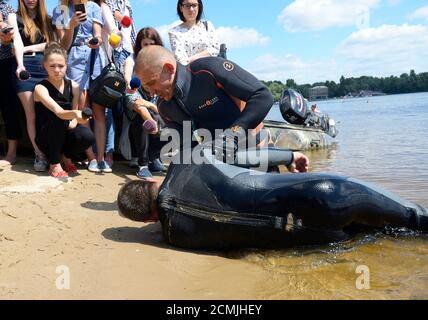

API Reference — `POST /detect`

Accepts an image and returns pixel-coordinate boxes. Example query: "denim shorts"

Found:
[16,53,47,93]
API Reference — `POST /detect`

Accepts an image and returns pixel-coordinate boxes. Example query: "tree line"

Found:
[262,70,428,102]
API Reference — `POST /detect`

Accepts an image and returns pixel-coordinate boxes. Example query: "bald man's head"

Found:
[135,46,176,73]
[134,46,178,101]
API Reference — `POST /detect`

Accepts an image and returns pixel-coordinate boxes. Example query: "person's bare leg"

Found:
[92,103,107,164]
[17,91,43,156]
[0,139,18,166]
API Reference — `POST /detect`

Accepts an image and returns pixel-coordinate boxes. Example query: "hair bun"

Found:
[43,41,68,62]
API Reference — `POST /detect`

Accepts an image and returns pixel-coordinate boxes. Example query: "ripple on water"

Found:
[233,230,428,299]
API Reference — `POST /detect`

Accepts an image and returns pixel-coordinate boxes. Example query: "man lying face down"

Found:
[117,149,428,250]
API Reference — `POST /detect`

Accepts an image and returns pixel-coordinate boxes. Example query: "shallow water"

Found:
[241,92,428,299]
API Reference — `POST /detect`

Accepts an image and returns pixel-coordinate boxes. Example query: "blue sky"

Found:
[35,0,428,83]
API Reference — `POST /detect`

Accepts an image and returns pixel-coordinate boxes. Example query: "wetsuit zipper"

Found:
[159,196,285,229]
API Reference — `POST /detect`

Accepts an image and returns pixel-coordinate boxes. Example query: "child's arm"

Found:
[34,84,86,123]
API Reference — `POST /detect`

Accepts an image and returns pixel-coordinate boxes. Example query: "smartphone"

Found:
[1,26,14,34]
[74,3,86,14]
[74,3,87,21]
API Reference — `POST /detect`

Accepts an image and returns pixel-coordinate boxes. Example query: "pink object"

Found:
[143,119,158,133]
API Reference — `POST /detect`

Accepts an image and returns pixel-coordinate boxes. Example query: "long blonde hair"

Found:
[18,0,54,44]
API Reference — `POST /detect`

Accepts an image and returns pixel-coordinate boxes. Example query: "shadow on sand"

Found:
[81,200,118,211]
[102,224,226,257]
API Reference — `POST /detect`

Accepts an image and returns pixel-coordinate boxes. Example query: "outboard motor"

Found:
[279,89,309,125]
[326,116,338,138]
[219,43,227,59]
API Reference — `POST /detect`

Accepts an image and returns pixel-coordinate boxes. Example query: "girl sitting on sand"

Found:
[33,42,94,178]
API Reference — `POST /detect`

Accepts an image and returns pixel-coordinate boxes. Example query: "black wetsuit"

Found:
[156,151,428,249]
[158,57,274,138]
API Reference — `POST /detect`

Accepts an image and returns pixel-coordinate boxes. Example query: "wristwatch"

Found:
[230,125,242,133]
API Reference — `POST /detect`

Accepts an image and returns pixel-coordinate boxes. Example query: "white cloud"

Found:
[247,24,428,83]
[216,26,270,49]
[247,54,339,84]
[409,6,428,21]
[336,24,428,76]
[278,0,380,32]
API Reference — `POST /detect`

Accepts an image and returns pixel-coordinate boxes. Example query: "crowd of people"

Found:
[0,0,222,178]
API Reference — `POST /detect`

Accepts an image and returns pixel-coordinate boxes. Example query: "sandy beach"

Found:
[1,150,428,300]
[0,157,276,300]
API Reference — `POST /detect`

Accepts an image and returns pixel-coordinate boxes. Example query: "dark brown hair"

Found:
[117,180,158,222]
[43,42,68,63]
[177,0,204,23]
[133,27,164,57]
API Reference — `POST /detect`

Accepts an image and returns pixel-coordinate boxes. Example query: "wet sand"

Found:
[0,157,274,300]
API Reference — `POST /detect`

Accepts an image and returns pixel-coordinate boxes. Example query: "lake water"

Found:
[238,92,428,299]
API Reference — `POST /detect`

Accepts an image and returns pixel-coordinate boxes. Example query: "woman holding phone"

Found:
[0,0,25,166]
[52,0,112,173]
[15,0,56,172]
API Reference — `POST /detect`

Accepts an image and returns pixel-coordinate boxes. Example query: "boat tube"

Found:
[263,89,338,150]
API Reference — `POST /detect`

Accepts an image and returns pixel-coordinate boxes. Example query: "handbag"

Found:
[88,47,126,109]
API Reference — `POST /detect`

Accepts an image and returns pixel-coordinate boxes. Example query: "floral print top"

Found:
[0,1,15,60]
[168,20,219,65]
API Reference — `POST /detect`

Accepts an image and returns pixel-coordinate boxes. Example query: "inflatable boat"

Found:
[264,89,338,150]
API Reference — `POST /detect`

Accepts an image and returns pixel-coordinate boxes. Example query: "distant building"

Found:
[309,86,329,101]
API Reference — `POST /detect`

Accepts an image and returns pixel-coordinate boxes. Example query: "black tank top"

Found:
[35,79,73,131]
[17,15,54,47]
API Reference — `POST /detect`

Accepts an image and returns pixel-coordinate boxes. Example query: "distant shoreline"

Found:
[271,91,428,105]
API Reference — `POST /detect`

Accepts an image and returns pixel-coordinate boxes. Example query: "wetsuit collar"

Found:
[174,62,192,100]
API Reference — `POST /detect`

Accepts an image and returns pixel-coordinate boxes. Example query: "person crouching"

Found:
[33,42,94,178]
